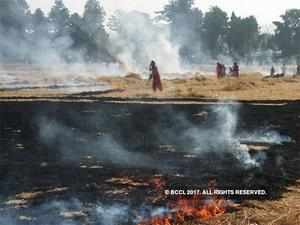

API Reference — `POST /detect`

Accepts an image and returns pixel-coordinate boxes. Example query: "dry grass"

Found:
[180,182,300,225]
[94,73,300,101]
[1,72,300,101]
[125,72,143,80]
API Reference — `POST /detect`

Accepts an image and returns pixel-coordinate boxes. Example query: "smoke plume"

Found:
[108,10,182,73]
[37,116,158,168]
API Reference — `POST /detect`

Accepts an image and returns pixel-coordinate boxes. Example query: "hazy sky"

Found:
[28,0,299,25]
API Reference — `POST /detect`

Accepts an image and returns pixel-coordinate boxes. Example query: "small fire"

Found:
[138,196,229,225]
[174,197,227,220]
[143,216,172,225]
[138,178,235,225]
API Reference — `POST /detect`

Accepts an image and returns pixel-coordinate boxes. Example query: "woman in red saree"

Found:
[149,60,163,92]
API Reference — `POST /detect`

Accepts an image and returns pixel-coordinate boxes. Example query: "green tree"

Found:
[31,8,49,38]
[0,0,29,32]
[83,0,106,37]
[0,0,30,61]
[273,9,300,60]
[255,33,274,64]
[202,7,228,58]
[158,0,203,63]
[159,0,194,23]
[69,13,85,49]
[82,0,111,62]
[226,13,259,61]
[49,0,70,36]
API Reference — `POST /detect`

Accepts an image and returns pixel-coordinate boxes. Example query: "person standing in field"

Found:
[296,64,300,75]
[221,64,226,77]
[216,62,222,78]
[281,64,287,76]
[270,66,275,76]
[232,62,240,77]
[149,60,163,92]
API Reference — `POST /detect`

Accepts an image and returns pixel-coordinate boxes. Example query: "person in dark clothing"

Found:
[297,64,300,76]
[216,62,222,78]
[232,62,239,77]
[270,66,275,76]
[149,60,163,92]
[281,64,287,76]
[221,64,226,77]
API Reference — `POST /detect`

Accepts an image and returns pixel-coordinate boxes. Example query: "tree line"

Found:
[1,0,300,65]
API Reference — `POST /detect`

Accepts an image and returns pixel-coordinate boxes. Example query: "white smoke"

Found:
[0,64,117,93]
[239,130,293,145]
[37,117,159,169]
[36,103,292,170]
[0,198,174,225]
[108,10,182,73]
[96,204,129,225]
[181,104,291,168]
[182,105,258,168]
[0,199,131,225]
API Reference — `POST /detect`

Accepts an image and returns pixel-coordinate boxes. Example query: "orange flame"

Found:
[174,197,227,220]
[142,216,172,225]
[138,196,228,225]
[138,178,232,225]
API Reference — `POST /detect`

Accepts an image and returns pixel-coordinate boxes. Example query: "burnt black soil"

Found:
[0,101,299,224]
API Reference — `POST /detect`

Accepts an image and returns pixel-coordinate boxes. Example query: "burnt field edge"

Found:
[0,98,299,225]
[0,96,300,106]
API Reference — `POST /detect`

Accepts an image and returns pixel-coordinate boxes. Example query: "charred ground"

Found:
[0,101,299,225]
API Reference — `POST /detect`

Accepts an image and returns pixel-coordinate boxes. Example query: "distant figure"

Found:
[221,64,226,77]
[270,66,275,76]
[232,62,239,77]
[216,63,226,78]
[229,67,233,76]
[216,62,222,78]
[297,64,300,76]
[149,60,163,92]
[281,64,287,76]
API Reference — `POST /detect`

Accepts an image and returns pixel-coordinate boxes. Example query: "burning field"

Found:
[0,100,299,225]
[1,65,300,101]
[1,0,300,223]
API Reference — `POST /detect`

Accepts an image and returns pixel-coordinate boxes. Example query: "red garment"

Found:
[151,66,163,92]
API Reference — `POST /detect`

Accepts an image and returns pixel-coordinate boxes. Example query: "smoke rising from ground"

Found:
[1,198,131,225]
[108,10,181,73]
[35,103,292,172]
[189,104,291,167]
[37,117,158,168]
[1,197,174,225]
[2,0,294,83]
[0,103,294,225]
[176,104,259,168]
[154,104,291,168]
